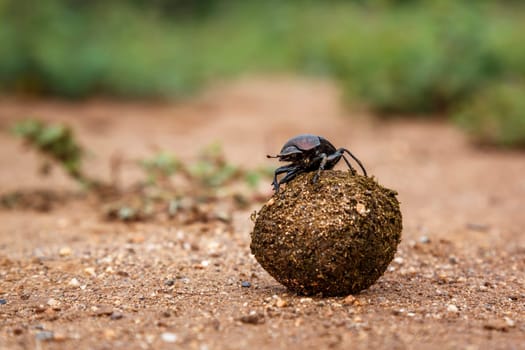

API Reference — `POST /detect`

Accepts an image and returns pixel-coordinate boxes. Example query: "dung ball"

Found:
[251,170,402,296]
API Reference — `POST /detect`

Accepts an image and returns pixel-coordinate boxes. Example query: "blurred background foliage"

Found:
[1,0,525,146]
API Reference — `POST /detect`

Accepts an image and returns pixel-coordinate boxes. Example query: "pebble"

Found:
[343,295,356,305]
[161,332,178,343]
[241,281,251,288]
[393,257,404,265]
[483,319,513,332]
[504,317,516,327]
[59,247,72,257]
[35,331,54,341]
[0,299,6,305]
[164,279,175,286]
[447,304,459,313]
[239,312,264,325]
[356,203,368,215]
[93,306,114,317]
[145,334,156,344]
[68,278,80,287]
[392,309,404,316]
[53,332,67,342]
[110,312,124,320]
[84,267,96,277]
[419,236,431,244]
[276,298,288,308]
[47,298,60,309]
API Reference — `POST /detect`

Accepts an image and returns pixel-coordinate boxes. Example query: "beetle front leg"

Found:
[272,165,297,192]
[276,167,302,192]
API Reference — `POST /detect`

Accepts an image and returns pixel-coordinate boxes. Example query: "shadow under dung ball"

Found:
[251,170,402,296]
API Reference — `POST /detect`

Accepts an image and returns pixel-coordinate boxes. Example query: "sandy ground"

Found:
[0,76,524,349]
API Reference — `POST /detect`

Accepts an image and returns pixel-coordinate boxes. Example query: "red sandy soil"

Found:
[0,76,524,349]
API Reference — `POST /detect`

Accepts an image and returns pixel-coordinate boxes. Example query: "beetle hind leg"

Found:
[339,148,367,176]
[341,155,357,175]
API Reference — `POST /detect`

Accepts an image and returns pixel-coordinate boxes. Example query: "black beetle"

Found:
[267,134,367,192]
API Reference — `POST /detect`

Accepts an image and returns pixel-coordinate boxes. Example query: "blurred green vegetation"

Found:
[11,119,89,184]
[454,81,525,148]
[9,118,274,219]
[2,0,525,146]
[11,119,272,195]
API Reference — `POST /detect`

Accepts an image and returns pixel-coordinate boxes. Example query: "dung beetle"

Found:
[267,134,367,192]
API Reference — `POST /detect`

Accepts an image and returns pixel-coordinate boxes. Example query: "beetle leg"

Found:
[312,153,328,183]
[340,154,357,175]
[338,148,367,176]
[276,167,303,192]
[272,165,297,192]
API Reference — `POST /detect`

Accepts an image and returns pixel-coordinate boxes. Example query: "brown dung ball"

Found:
[251,170,402,296]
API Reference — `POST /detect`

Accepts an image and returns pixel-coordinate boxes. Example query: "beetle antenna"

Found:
[341,148,367,176]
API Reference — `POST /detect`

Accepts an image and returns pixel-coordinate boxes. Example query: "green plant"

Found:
[11,119,93,184]
[140,151,181,185]
[186,142,241,188]
[326,2,502,113]
[453,81,525,147]
[243,167,274,189]
[1,0,524,115]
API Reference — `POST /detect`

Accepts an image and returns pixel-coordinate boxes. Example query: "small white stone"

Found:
[276,298,288,308]
[161,332,178,343]
[504,317,516,327]
[84,267,96,277]
[447,304,459,313]
[68,278,80,287]
[356,203,369,215]
[145,334,156,344]
[47,298,60,308]
[59,247,72,257]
